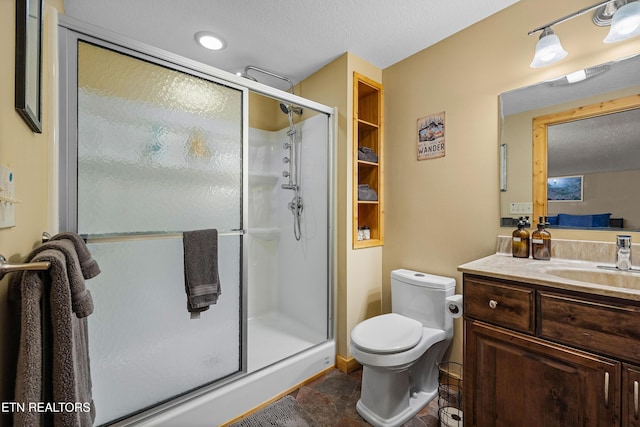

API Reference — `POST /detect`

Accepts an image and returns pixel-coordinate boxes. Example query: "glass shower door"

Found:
[70,40,245,424]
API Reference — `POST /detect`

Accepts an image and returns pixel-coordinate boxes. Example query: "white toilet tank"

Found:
[391,269,456,330]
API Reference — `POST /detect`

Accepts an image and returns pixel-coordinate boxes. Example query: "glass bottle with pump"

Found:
[532,216,551,260]
[512,216,530,258]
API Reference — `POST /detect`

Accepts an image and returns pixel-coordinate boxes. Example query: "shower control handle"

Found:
[282,171,290,178]
[283,157,290,164]
[283,142,291,149]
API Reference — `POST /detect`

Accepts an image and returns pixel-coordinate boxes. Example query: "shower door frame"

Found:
[57,14,336,424]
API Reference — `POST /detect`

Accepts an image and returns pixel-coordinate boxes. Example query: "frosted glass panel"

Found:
[74,42,244,424]
[86,237,241,425]
[77,42,242,235]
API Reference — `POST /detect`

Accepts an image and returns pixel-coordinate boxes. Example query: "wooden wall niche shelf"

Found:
[353,72,383,249]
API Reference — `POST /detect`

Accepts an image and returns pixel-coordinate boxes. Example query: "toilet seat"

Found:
[351,313,423,354]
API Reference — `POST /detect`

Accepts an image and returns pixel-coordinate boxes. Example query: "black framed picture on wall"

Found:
[15,0,44,133]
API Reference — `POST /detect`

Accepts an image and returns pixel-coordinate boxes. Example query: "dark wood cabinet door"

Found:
[623,364,640,427]
[464,320,620,427]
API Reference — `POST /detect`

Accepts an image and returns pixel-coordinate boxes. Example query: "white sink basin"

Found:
[545,267,640,290]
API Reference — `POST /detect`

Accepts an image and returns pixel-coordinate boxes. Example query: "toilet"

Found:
[350,269,456,427]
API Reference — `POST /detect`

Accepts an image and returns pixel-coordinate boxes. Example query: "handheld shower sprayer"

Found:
[239,65,305,241]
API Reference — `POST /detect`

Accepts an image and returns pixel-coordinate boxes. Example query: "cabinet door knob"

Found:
[489,300,498,309]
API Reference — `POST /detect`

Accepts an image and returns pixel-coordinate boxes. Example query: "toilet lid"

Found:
[351,313,423,354]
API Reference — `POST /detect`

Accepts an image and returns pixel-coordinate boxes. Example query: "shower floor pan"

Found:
[247,311,326,372]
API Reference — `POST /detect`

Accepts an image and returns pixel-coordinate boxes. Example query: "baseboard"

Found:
[335,354,361,374]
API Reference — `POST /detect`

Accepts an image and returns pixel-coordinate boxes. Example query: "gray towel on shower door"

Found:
[183,229,221,317]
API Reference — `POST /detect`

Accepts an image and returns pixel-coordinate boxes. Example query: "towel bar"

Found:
[0,254,51,280]
[84,229,246,243]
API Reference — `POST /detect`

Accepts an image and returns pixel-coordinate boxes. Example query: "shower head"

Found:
[280,102,303,116]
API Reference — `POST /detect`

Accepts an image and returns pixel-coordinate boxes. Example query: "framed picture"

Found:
[548,175,583,201]
[15,0,44,133]
[417,111,446,160]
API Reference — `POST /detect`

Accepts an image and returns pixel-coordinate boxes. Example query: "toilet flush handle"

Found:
[489,300,498,309]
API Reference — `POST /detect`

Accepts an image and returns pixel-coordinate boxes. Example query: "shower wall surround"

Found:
[247,114,329,372]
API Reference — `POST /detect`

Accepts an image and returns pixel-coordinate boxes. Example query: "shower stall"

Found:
[57,16,334,426]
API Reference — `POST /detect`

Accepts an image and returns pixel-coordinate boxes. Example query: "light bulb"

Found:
[194,32,226,50]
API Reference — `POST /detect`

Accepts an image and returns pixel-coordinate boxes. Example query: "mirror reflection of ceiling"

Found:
[501,54,640,117]
[548,108,640,177]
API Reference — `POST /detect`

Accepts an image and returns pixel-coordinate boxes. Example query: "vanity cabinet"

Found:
[464,274,640,427]
[352,72,383,248]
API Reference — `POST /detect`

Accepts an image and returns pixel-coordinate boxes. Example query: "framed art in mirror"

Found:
[15,0,43,133]
[547,176,583,202]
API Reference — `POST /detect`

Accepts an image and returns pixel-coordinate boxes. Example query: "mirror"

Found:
[499,54,640,231]
[532,94,640,230]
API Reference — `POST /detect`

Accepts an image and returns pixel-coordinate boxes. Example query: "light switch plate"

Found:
[0,165,17,228]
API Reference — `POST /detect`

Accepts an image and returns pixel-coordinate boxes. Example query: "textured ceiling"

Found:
[62,0,519,91]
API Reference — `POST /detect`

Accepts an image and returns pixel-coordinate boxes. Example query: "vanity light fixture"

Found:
[604,1,640,42]
[530,27,568,68]
[528,0,640,68]
[194,31,226,51]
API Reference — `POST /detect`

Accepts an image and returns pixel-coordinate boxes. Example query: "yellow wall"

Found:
[382,0,640,364]
[0,1,63,424]
[298,53,383,359]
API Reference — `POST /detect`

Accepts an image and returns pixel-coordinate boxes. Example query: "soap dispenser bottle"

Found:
[512,216,530,258]
[532,216,551,260]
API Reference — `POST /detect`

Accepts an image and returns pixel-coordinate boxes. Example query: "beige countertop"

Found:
[458,252,640,302]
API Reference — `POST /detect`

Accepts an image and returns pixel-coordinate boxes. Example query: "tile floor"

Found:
[286,368,440,426]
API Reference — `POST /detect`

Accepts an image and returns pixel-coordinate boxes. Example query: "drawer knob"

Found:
[488,300,498,309]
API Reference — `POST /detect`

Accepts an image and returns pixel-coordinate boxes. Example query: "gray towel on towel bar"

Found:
[50,232,101,279]
[9,247,97,427]
[183,229,221,317]
[8,239,94,318]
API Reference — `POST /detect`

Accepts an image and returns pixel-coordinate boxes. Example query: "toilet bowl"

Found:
[349,269,456,427]
[350,313,446,370]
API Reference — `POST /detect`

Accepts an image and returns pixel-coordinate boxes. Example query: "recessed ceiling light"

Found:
[194,31,226,51]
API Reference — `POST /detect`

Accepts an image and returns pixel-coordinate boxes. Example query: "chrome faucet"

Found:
[616,235,632,270]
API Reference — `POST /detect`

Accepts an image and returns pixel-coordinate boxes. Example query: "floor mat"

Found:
[229,395,319,427]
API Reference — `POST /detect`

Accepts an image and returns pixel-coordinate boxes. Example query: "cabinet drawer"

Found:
[464,276,534,334]
[539,292,640,365]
